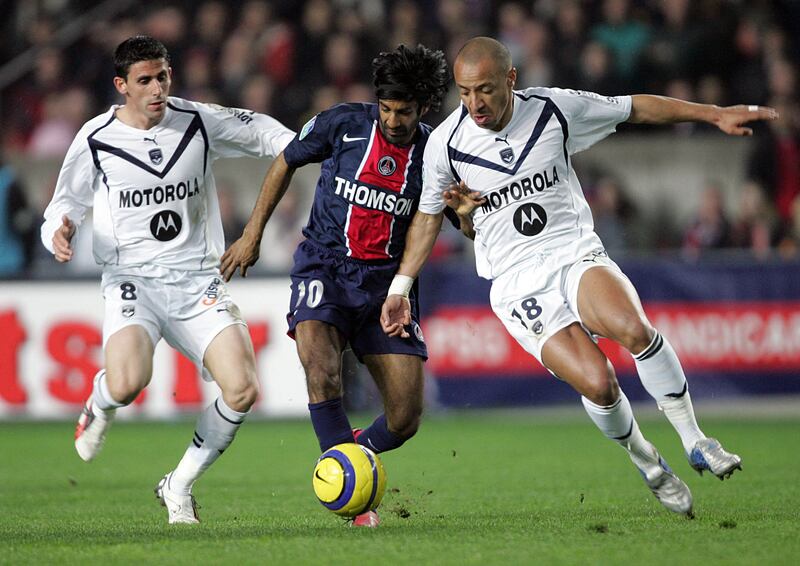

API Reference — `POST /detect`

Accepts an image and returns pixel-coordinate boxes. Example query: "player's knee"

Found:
[581,364,619,406]
[105,371,145,405]
[304,364,343,399]
[615,316,655,355]
[224,378,259,412]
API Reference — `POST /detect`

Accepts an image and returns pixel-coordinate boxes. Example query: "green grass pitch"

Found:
[1,410,798,565]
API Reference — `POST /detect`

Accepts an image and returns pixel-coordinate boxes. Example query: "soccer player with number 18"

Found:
[383,37,779,517]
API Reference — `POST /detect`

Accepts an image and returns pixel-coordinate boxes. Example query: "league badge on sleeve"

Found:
[299,115,318,140]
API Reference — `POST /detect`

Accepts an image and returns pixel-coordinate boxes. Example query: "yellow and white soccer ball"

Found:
[312,443,387,517]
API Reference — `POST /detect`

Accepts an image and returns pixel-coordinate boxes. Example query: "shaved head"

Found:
[455,37,512,77]
[453,37,517,131]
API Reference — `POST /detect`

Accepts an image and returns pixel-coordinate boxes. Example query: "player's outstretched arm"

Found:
[443,180,485,240]
[220,152,296,280]
[381,210,444,338]
[628,95,778,135]
[52,215,76,263]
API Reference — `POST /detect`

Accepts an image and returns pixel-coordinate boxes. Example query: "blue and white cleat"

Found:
[689,438,742,480]
[641,456,694,517]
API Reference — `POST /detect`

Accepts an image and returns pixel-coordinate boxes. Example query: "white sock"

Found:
[633,331,705,452]
[91,370,125,416]
[170,397,248,495]
[581,391,661,479]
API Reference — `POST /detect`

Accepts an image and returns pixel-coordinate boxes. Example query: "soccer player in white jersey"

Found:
[40,36,295,524]
[382,37,779,517]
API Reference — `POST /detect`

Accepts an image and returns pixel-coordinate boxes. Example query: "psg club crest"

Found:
[149,148,163,165]
[378,155,397,176]
[499,147,515,164]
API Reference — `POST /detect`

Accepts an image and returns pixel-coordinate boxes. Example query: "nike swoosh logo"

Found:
[314,469,332,484]
[343,133,367,142]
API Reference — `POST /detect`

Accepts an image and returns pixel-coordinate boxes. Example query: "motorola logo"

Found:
[150,210,182,241]
[513,203,547,236]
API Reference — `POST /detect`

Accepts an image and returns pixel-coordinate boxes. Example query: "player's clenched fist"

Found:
[52,215,76,262]
[381,294,411,338]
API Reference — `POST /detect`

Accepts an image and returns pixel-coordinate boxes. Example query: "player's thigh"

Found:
[104,325,156,395]
[203,323,258,396]
[362,353,425,414]
[287,241,359,341]
[541,323,618,404]
[489,270,576,365]
[164,274,252,381]
[295,320,348,397]
[573,263,652,343]
[102,275,162,394]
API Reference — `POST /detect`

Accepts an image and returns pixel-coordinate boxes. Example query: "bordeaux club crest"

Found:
[499,147,515,164]
[149,148,163,165]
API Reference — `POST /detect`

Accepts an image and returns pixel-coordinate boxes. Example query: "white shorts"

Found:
[489,248,625,364]
[102,269,246,381]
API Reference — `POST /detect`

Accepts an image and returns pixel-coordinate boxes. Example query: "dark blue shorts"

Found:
[287,239,427,361]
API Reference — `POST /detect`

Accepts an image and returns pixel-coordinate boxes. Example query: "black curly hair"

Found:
[372,44,450,112]
[114,35,170,79]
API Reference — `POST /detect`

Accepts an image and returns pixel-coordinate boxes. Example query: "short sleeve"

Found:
[183,99,295,160]
[418,131,456,215]
[547,89,631,155]
[282,108,339,168]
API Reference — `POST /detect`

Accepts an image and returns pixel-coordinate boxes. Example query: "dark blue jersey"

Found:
[284,103,431,262]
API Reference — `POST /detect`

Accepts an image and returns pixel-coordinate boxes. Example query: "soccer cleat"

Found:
[352,428,363,442]
[689,438,742,480]
[640,456,694,517]
[351,510,379,527]
[74,400,115,462]
[155,472,200,524]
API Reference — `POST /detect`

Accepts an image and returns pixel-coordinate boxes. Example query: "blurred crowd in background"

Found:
[0,0,798,278]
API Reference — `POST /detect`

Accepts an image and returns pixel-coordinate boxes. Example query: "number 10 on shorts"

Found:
[294,280,324,309]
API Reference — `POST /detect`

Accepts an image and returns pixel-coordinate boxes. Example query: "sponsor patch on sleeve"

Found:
[299,115,318,140]
[567,90,621,105]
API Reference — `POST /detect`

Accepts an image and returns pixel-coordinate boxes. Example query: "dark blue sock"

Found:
[356,414,405,454]
[308,397,355,452]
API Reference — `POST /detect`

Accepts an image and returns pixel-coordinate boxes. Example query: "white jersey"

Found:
[420,87,631,280]
[41,97,294,272]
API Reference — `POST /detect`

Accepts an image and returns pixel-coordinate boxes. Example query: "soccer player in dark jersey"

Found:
[221,44,450,526]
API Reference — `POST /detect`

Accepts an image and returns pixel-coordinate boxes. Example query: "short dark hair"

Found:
[372,44,450,112]
[114,35,170,79]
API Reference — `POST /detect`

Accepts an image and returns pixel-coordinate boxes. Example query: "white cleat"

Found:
[641,456,694,517]
[74,400,115,462]
[689,438,742,480]
[155,472,200,524]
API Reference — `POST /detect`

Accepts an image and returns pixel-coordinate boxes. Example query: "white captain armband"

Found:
[387,274,414,298]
